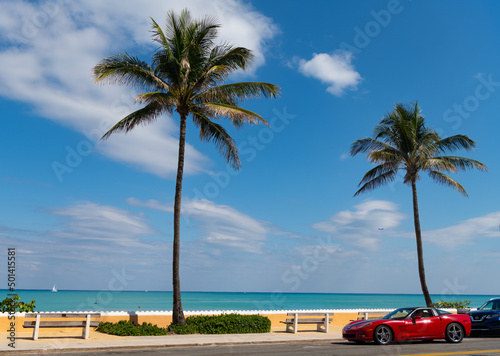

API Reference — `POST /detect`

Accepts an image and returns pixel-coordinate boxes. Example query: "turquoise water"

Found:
[2,290,496,312]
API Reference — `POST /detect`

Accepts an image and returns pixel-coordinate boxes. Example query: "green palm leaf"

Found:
[101,102,164,139]
[94,53,168,92]
[427,170,468,196]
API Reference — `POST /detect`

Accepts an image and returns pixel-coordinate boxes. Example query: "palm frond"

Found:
[150,17,170,49]
[190,46,254,92]
[350,138,388,156]
[430,156,487,172]
[354,170,398,196]
[198,102,269,127]
[436,134,477,153]
[357,163,399,185]
[191,111,240,169]
[421,157,459,173]
[136,92,176,111]
[366,148,402,164]
[101,102,163,140]
[93,53,168,92]
[199,82,281,104]
[427,170,468,196]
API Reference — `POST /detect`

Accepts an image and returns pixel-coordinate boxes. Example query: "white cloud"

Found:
[313,200,406,250]
[424,211,500,248]
[50,201,155,249]
[298,51,362,96]
[0,0,277,178]
[0,201,173,290]
[127,197,275,253]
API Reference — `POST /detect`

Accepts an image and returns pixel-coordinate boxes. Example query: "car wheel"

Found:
[373,325,393,345]
[445,323,464,343]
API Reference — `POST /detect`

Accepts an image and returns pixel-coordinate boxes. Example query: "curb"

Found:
[0,336,346,355]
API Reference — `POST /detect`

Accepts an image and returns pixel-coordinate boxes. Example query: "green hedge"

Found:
[433,300,471,309]
[96,314,271,336]
[97,320,169,336]
[169,314,271,335]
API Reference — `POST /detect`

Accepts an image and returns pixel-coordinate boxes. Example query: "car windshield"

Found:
[478,300,500,310]
[381,308,416,320]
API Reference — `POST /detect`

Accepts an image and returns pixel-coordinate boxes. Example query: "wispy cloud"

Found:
[50,201,156,249]
[297,51,362,96]
[127,197,284,254]
[313,200,407,250]
[0,201,170,288]
[0,0,278,178]
[423,211,500,248]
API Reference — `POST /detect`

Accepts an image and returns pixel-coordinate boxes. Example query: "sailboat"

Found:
[51,284,57,292]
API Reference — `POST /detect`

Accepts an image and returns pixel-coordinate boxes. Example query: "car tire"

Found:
[445,322,464,343]
[373,325,393,345]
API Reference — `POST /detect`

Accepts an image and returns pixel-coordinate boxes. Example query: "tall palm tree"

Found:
[93,9,280,324]
[350,102,486,307]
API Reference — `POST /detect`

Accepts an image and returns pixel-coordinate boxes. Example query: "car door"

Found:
[405,308,442,339]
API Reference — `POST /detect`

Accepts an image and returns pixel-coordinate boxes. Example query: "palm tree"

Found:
[350,102,486,307]
[93,9,280,324]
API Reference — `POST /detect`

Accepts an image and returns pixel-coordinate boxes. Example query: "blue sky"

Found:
[1,0,499,297]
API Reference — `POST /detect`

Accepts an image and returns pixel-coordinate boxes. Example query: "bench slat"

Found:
[281,320,331,325]
[286,312,331,316]
[23,321,100,328]
[282,318,332,323]
[24,313,101,318]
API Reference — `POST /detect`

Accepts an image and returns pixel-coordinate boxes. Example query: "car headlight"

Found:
[485,314,500,319]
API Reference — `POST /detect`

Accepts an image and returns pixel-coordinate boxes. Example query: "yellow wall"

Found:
[0,311,384,337]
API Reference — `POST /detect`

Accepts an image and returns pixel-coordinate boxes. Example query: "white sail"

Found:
[51,284,57,292]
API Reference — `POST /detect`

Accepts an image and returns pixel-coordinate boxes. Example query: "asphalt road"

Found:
[11,337,500,356]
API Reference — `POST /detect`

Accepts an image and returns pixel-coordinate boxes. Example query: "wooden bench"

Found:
[280,312,333,333]
[23,313,101,340]
[357,310,391,320]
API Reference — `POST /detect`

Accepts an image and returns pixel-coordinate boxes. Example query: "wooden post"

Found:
[33,314,40,340]
[83,314,91,339]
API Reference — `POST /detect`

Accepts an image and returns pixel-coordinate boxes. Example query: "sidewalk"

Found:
[0,329,344,354]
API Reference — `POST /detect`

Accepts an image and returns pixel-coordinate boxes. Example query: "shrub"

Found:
[96,314,271,336]
[433,300,471,309]
[168,314,271,335]
[0,296,36,313]
[97,320,169,336]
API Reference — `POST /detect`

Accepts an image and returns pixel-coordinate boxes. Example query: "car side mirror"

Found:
[412,315,422,320]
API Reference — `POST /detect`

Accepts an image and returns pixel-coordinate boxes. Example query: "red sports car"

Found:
[343,307,471,345]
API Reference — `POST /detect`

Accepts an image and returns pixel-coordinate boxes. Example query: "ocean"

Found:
[2,290,497,312]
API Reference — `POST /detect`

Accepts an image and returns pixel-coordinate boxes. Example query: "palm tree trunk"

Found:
[411,179,433,307]
[172,113,187,325]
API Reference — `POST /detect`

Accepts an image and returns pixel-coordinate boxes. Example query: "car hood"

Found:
[468,310,500,316]
[344,319,382,329]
